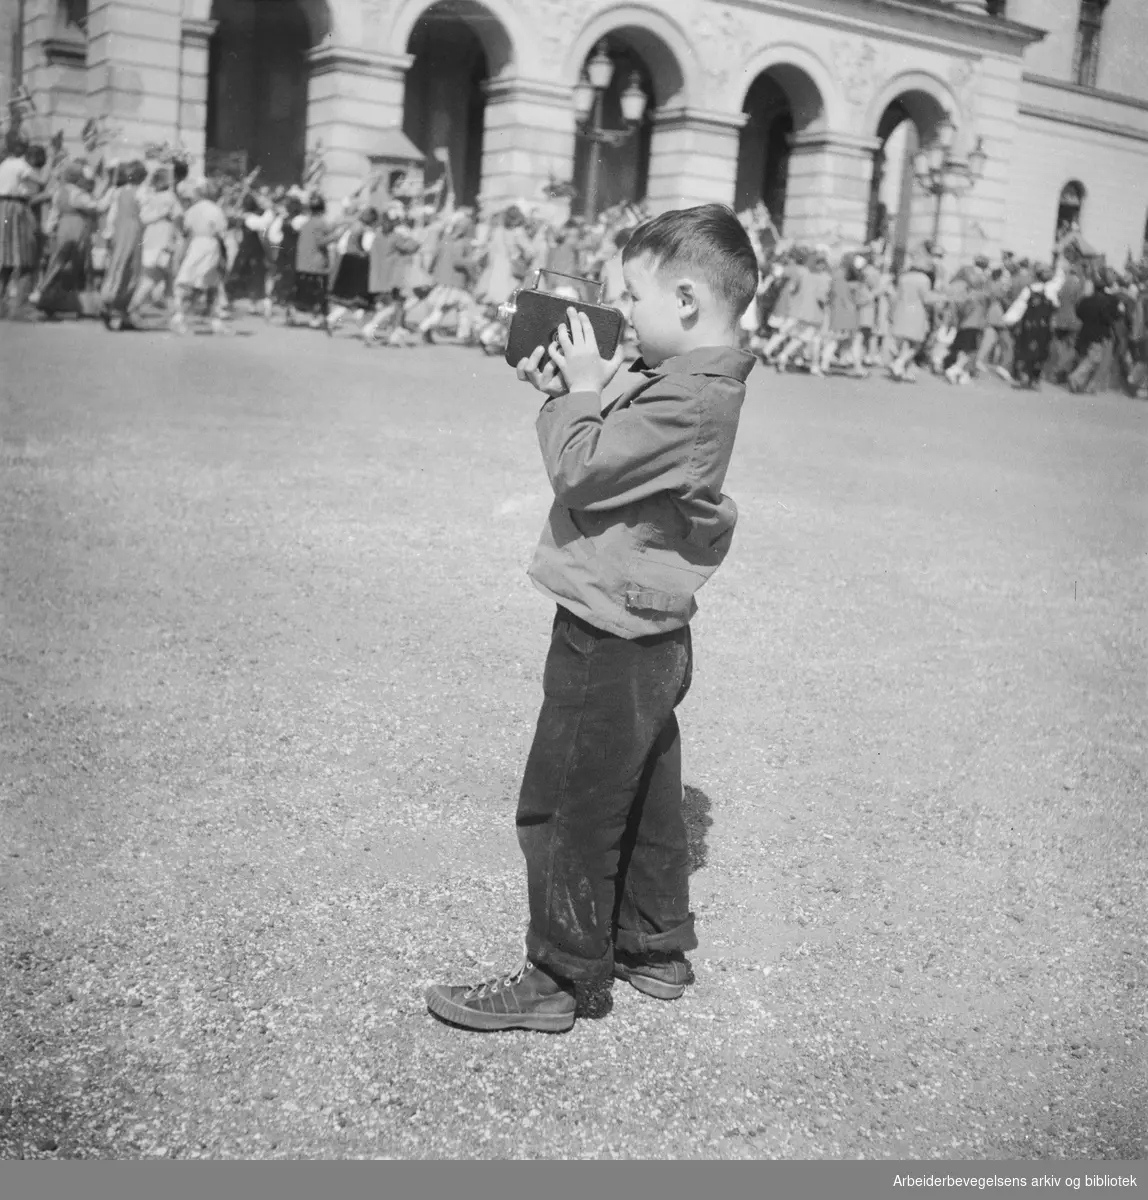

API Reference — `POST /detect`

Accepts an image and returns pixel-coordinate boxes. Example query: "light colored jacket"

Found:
[891,269,937,343]
[529,347,755,638]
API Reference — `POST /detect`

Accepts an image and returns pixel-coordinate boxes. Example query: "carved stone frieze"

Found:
[510,0,585,72]
[831,37,885,109]
[694,5,751,95]
[948,55,982,121]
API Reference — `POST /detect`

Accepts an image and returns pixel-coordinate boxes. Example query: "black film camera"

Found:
[499,270,625,371]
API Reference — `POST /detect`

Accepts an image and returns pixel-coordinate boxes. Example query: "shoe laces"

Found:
[464,956,532,1001]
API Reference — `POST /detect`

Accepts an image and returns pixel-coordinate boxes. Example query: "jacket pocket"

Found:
[623,549,711,618]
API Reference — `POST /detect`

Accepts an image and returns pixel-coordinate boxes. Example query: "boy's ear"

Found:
[675,278,700,319]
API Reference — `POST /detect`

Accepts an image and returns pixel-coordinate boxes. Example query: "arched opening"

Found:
[206,0,329,185]
[571,37,656,217]
[1056,180,1086,242]
[868,88,949,268]
[734,65,824,232]
[403,1,513,209]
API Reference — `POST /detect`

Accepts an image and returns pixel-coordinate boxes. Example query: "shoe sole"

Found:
[425,986,575,1032]
[613,963,686,1000]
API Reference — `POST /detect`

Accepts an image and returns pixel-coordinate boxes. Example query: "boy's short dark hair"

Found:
[622,203,758,320]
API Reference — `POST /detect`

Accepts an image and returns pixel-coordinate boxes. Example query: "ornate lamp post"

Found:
[573,41,649,220]
[912,114,987,242]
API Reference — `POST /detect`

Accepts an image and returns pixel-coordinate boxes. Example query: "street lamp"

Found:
[912,114,986,242]
[574,40,650,219]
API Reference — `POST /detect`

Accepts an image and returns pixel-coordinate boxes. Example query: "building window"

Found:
[59,0,88,33]
[1073,0,1107,89]
[1056,180,1086,243]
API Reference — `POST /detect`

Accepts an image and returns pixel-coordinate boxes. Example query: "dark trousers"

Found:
[516,607,697,982]
[1067,339,1109,394]
[1013,350,1048,388]
[944,326,982,370]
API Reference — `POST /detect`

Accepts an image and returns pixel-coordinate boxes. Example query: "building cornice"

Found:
[866,0,1045,47]
[1018,104,1148,145]
[180,18,217,47]
[789,130,883,153]
[719,0,1044,57]
[482,76,573,106]
[1022,72,1148,115]
[651,106,749,132]
[307,45,412,78]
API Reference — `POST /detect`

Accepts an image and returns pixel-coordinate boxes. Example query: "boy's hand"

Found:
[549,308,625,395]
[516,345,569,397]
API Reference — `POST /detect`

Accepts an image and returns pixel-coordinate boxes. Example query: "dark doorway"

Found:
[734,72,794,228]
[404,5,490,208]
[207,0,325,186]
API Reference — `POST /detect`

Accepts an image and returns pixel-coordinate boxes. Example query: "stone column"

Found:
[19,0,88,148]
[85,0,183,156]
[645,108,746,212]
[480,77,576,209]
[784,131,881,245]
[17,0,79,144]
[306,46,409,202]
[178,17,214,171]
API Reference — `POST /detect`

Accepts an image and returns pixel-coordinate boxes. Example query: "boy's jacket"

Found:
[529,346,754,638]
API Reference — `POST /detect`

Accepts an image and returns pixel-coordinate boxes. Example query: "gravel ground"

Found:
[1,319,1145,1160]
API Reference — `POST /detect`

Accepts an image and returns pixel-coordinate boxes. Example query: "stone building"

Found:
[6,0,1148,263]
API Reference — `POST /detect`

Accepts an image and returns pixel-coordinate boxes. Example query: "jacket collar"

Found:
[629,345,756,382]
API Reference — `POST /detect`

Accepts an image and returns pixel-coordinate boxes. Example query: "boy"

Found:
[426,204,758,1033]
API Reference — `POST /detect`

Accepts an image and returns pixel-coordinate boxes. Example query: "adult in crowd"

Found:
[1067,269,1125,394]
[0,138,50,319]
[100,160,148,331]
[34,161,104,318]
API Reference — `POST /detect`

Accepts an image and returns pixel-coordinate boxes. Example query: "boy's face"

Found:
[619,254,697,367]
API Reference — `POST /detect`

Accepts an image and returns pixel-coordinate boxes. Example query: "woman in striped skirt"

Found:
[0,140,48,318]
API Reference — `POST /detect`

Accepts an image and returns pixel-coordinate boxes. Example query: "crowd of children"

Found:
[743,234,1148,397]
[1,135,1145,398]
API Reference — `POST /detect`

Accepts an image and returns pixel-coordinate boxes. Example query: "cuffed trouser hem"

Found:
[523,929,614,985]
[525,912,699,983]
[614,912,697,957]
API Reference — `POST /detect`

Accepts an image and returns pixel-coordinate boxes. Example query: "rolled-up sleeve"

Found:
[535,383,696,512]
